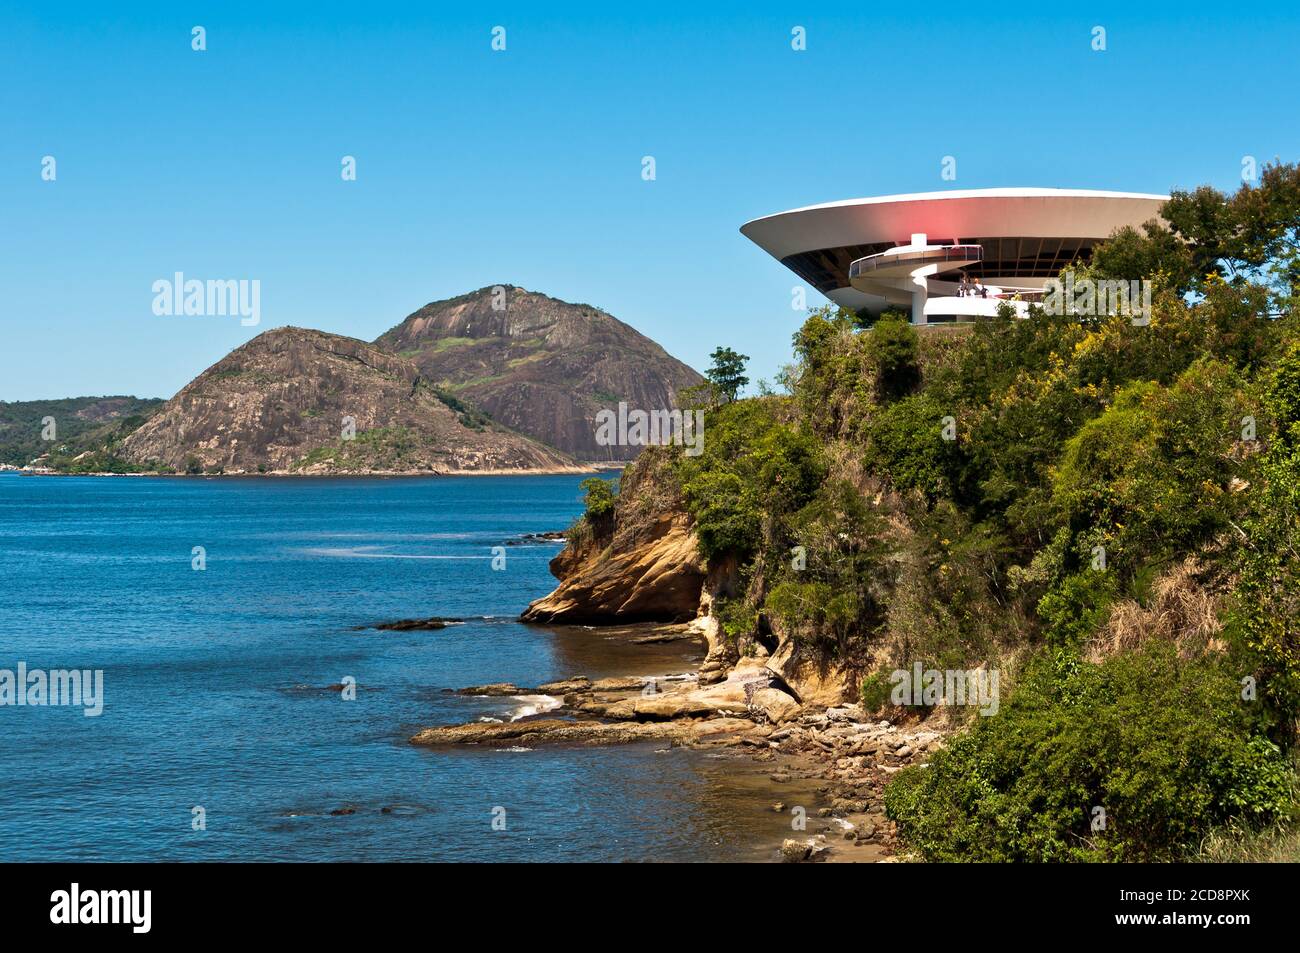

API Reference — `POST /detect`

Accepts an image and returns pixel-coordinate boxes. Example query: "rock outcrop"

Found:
[117,327,588,475]
[410,716,755,748]
[521,512,704,623]
[520,447,858,709]
[409,654,947,861]
[765,637,855,708]
[521,449,706,623]
[373,286,703,462]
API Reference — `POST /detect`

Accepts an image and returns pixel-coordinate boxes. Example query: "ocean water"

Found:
[0,472,805,862]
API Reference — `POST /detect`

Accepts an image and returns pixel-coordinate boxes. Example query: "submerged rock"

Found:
[367,617,461,631]
[454,683,527,696]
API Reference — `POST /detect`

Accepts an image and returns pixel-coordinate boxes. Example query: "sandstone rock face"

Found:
[748,687,802,725]
[766,636,855,709]
[522,449,706,624]
[374,286,703,462]
[118,327,586,475]
[522,512,705,623]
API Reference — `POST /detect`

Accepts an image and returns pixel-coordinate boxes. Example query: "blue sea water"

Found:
[0,472,801,862]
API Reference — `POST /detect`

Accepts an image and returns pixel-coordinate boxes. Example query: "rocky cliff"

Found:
[373,286,703,461]
[520,448,855,708]
[117,327,586,475]
[521,449,705,623]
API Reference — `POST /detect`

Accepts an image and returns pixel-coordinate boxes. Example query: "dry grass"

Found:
[1088,558,1227,662]
[1196,820,1300,863]
[611,446,683,548]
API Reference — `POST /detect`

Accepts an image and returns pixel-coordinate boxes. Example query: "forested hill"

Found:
[0,396,162,468]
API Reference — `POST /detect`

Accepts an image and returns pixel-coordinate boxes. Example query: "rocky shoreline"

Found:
[409,621,948,863]
[401,446,955,861]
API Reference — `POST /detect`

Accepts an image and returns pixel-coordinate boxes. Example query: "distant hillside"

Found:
[373,286,703,461]
[114,327,586,475]
[0,396,162,467]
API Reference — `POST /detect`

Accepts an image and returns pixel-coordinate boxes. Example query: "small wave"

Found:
[640,672,698,685]
[508,694,562,721]
[495,746,534,753]
[300,547,493,560]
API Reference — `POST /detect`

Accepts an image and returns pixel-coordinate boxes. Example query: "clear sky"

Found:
[3,1,1298,401]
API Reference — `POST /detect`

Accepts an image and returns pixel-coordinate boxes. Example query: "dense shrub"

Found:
[677,398,824,560]
[862,312,921,401]
[861,393,962,500]
[760,478,893,653]
[578,476,617,520]
[789,307,872,439]
[1050,358,1253,573]
[885,644,1292,861]
[1226,334,1300,721]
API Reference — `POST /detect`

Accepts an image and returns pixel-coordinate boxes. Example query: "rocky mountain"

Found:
[116,327,586,475]
[373,286,703,461]
[0,396,163,467]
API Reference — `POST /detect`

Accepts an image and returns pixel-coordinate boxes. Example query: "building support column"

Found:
[911,282,927,325]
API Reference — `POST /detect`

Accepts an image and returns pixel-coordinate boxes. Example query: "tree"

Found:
[579,476,617,520]
[1089,220,1197,294]
[863,311,921,401]
[705,346,750,402]
[1154,163,1300,306]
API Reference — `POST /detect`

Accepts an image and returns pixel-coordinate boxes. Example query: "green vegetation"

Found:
[0,397,163,468]
[426,336,477,352]
[1092,162,1300,309]
[617,163,1300,861]
[862,310,921,400]
[291,427,429,472]
[579,475,618,519]
[429,386,493,430]
[676,398,823,560]
[565,474,621,548]
[884,645,1292,861]
[704,346,750,402]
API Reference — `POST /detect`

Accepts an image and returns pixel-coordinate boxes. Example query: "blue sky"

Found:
[2,1,1298,400]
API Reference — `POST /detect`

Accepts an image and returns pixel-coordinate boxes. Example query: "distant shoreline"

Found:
[8,463,627,479]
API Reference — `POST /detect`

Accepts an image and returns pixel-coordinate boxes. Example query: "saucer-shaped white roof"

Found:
[741,188,1169,306]
[741,188,1169,261]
